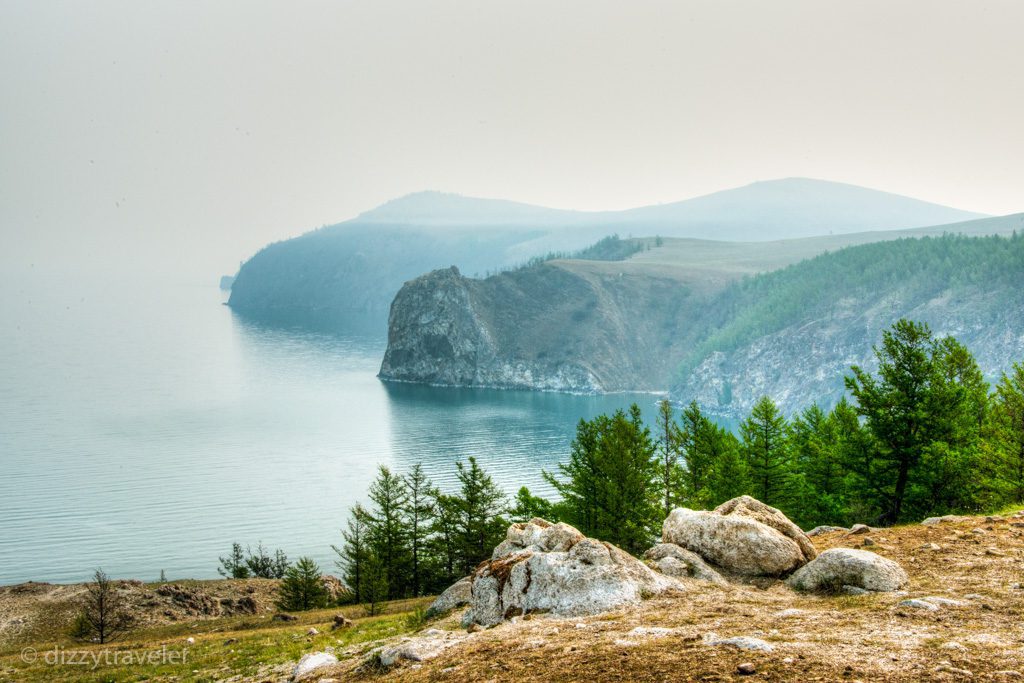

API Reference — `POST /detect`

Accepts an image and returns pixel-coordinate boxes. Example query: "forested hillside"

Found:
[380,216,1024,415]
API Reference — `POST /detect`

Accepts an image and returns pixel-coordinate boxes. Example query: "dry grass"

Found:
[328,511,1024,682]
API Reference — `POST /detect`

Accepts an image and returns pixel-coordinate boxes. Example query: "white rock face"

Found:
[292,651,339,679]
[786,548,909,593]
[427,576,473,616]
[465,518,680,627]
[662,496,816,576]
[643,543,728,585]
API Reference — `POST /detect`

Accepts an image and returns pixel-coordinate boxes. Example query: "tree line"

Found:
[335,319,1024,604]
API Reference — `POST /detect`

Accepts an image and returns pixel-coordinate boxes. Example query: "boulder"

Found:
[292,651,338,680]
[427,577,473,616]
[643,544,728,585]
[807,525,847,537]
[465,519,680,627]
[662,496,815,576]
[786,548,909,593]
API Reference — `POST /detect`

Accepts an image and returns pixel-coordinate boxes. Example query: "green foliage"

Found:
[677,233,1024,381]
[511,486,556,522]
[544,404,660,554]
[454,457,509,574]
[740,396,793,508]
[276,557,330,612]
[218,542,290,579]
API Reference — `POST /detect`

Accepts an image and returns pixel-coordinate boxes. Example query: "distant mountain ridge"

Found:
[227,178,986,333]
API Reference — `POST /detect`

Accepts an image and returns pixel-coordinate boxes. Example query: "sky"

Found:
[1,0,1022,281]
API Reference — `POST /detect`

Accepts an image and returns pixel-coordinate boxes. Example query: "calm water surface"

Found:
[0,273,654,584]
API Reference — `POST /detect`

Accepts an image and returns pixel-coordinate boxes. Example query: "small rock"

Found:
[935,663,973,677]
[849,524,871,535]
[737,662,757,675]
[467,623,484,633]
[223,638,236,645]
[307,627,319,636]
[293,651,338,679]
[273,613,298,622]
[331,614,353,630]
[861,537,875,546]
[806,525,847,537]
[899,599,938,611]
[704,633,775,652]
[940,641,967,651]
[840,585,870,596]
[964,594,983,600]
[971,528,988,535]
[185,637,195,644]
[986,547,1006,556]
[924,596,963,607]
[919,543,941,551]
[775,608,805,618]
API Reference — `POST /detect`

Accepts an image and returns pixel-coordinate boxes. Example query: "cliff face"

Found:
[379,221,1024,416]
[677,287,1024,418]
[379,262,690,392]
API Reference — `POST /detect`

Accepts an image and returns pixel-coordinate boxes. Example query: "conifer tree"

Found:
[992,363,1024,503]
[365,465,411,599]
[403,463,435,597]
[655,399,683,516]
[740,396,792,507]
[333,504,371,603]
[277,557,329,611]
[455,457,507,574]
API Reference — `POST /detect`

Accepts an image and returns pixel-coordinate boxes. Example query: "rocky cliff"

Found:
[379,261,690,392]
[380,215,1024,416]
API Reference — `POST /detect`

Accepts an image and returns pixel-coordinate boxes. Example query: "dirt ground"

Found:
[320,512,1024,682]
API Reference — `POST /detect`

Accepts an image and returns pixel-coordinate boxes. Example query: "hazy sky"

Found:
[2,0,1022,280]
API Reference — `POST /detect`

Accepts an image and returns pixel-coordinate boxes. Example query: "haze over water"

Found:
[0,271,652,585]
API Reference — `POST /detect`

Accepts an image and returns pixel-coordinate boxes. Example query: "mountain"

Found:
[226,179,985,333]
[379,214,1024,417]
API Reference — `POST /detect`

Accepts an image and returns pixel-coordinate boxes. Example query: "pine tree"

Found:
[740,396,792,508]
[403,463,435,597]
[455,457,507,574]
[428,491,462,588]
[546,404,659,554]
[70,569,134,644]
[365,465,411,599]
[678,401,714,508]
[510,486,554,521]
[705,425,748,506]
[217,543,250,579]
[655,399,683,516]
[360,551,389,616]
[277,557,329,611]
[846,320,988,523]
[333,504,371,603]
[992,363,1024,503]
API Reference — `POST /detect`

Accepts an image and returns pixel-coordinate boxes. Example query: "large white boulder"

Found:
[786,547,909,593]
[465,518,680,627]
[426,576,473,616]
[662,496,816,577]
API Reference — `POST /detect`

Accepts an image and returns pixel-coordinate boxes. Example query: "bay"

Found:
[0,273,654,584]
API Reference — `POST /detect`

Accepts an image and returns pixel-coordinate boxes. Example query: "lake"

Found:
[0,272,655,584]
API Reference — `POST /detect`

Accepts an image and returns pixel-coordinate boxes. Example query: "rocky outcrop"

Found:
[786,548,909,593]
[643,543,727,585]
[379,263,685,392]
[661,496,816,577]
[464,518,681,627]
[292,651,338,680]
[427,577,473,616]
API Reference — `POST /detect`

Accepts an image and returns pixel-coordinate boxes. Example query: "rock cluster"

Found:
[461,518,680,627]
[659,496,816,577]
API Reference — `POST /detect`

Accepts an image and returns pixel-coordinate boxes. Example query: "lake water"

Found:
[0,273,655,584]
